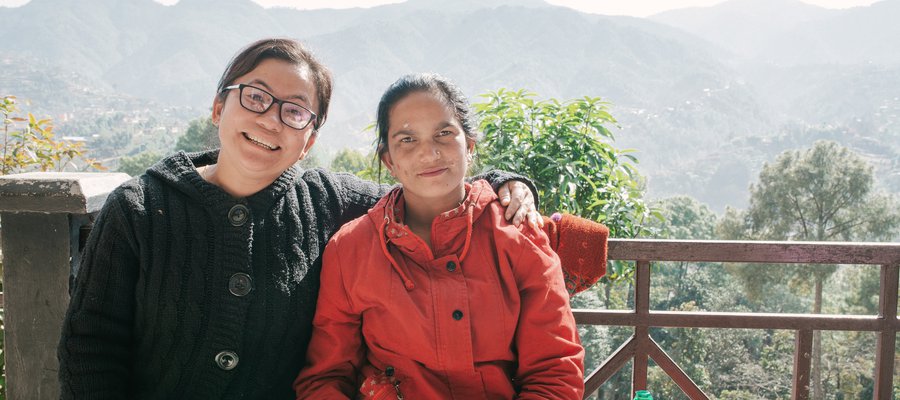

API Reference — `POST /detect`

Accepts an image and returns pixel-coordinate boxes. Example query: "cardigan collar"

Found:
[147,150,299,213]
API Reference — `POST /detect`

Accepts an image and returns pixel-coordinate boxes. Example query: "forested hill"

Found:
[1,0,898,211]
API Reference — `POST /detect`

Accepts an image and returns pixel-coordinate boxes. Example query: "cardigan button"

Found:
[446,261,457,272]
[228,204,249,226]
[228,273,253,296]
[452,310,463,320]
[215,350,239,370]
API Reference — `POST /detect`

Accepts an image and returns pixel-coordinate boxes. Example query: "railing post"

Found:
[0,172,129,400]
[791,329,812,399]
[632,260,651,396]
[874,263,898,400]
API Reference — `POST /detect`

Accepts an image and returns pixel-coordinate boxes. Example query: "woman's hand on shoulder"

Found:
[498,181,544,230]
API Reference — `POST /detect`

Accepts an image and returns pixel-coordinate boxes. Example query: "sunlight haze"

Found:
[0,0,882,15]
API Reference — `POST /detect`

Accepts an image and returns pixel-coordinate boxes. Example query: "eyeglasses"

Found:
[222,84,318,131]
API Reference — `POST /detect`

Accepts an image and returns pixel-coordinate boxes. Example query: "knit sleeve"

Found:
[472,169,540,209]
[321,171,390,226]
[58,187,141,399]
[507,225,585,399]
[294,237,365,399]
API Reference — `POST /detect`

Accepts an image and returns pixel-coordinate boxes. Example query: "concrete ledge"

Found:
[0,172,130,214]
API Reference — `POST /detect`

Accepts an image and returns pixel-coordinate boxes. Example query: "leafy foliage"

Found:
[1,96,104,174]
[473,89,656,284]
[330,148,369,174]
[473,89,652,236]
[117,151,163,177]
[747,140,899,242]
[175,116,219,153]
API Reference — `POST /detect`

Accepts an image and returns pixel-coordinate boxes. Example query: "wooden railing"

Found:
[574,239,900,400]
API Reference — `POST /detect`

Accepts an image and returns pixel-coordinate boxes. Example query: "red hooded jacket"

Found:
[294,180,584,399]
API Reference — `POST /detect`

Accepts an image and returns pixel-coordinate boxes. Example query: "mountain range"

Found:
[1,0,898,211]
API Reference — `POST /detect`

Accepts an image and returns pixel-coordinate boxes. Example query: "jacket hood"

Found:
[367,180,497,290]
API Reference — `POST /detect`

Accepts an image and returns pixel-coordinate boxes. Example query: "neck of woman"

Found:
[198,163,275,198]
[402,186,466,250]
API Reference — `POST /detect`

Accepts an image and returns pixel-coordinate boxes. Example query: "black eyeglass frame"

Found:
[222,84,319,131]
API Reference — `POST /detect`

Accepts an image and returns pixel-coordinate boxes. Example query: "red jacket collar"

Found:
[367,180,496,290]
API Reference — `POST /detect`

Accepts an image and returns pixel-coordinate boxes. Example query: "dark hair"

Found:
[375,73,479,158]
[216,38,333,130]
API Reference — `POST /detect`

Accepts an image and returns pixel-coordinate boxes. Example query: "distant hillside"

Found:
[1,0,898,211]
[650,0,836,60]
[651,0,900,66]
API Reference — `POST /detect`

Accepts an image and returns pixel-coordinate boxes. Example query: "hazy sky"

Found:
[0,0,882,16]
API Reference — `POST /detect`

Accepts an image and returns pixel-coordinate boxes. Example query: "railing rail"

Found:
[575,239,900,400]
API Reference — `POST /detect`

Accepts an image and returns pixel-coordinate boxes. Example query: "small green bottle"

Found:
[634,390,653,400]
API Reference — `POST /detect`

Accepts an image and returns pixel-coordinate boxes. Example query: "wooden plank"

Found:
[607,239,900,265]
[791,330,813,400]
[874,264,898,400]
[584,336,636,399]
[574,310,888,331]
[632,327,649,395]
[647,338,709,400]
[631,261,651,397]
[635,261,650,317]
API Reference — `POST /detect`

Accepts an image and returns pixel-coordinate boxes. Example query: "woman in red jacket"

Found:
[294,73,585,399]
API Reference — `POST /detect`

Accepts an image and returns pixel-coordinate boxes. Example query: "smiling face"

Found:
[211,58,318,187]
[381,90,474,207]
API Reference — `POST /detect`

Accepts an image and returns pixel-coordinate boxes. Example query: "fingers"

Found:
[514,206,543,230]
[498,182,512,206]
[531,210,545,229]
[504,182,529,221]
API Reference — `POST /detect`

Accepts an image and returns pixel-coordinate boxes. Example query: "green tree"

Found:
[473,89,653,237]
[117,151,163,176]
[330,148,369,174]
[474,89,655,282]
[721,140,900,398]
[2,95,104,174]
[648,196,717,240]
[175,116,219,152]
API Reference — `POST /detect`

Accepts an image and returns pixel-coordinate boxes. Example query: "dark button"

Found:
[452,310,463,320]
[229,273,253,296]
[228,204,249,226]
[446,261,457,272]
[215,350,239,370]
[385,366,395,377]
